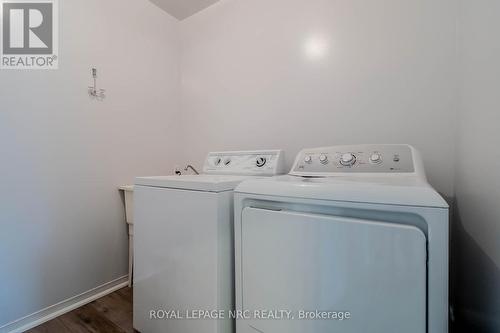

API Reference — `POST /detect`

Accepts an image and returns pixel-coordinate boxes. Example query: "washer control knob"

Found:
[256,157,267,168]
[319,154,329,164]
[370,153,382,164]
[214,157,222,166]
[340,153,356,166]
[223,158,231,166]
[304,156,313,164]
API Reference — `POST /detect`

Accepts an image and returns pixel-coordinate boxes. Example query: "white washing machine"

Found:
[133,150,285,333]
[234,144,449,333]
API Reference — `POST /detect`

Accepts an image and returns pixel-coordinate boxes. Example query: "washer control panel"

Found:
[204,150,286,176]
[291,145,415,175]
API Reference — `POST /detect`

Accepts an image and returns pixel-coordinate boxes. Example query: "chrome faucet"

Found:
[184,165,200,175]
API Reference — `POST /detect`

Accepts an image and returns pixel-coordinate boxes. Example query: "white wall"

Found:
[453,0,500,329]
[457,0,500,275]
[179,0,457,195]
[0,0,180,327]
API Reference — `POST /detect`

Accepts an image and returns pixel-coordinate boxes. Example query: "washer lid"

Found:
[235,175,449,208]
[135,175,253,192]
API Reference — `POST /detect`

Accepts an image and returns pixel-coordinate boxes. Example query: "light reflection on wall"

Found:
[304,36,329,60]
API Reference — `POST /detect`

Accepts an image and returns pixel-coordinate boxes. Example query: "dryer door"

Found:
[239,207,427,333]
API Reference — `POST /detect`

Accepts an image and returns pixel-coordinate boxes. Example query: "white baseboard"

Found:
[0,275,129,333]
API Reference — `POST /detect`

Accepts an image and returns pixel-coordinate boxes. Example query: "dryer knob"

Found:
[256,157,267,168]
[304,156,313,164]
[319,154,329,164]
[340,153,356,166]
[370,153,382,164]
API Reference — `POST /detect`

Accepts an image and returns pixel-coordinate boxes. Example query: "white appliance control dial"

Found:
[256,157,267,168]
[304,156,313,164]
[370,153,382,164]
[213,157,222,166]
[340,153,356,166]
[319,154,329,164]
[223,158,232,166]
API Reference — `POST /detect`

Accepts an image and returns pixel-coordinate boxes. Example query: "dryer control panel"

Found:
[203,150,286,176]
[290,145,421,177]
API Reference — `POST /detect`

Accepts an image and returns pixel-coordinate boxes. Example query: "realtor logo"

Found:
[1,0,58,69]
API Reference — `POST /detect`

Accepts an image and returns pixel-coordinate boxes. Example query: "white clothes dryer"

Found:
[234,144,449,333]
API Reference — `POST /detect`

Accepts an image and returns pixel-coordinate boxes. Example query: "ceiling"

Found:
[149,0,222,20]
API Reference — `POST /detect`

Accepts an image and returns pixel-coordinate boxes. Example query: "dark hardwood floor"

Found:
[27,288,135,333]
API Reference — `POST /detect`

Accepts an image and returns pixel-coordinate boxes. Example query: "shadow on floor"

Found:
[451,205,500,333]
